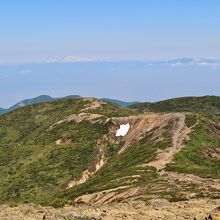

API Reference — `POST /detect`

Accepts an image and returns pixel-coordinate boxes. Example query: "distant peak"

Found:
[162,58,220,67]
[46,56,97,63]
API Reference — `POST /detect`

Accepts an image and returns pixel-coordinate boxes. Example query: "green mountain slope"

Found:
[0,98,133,205]
[129,96,220,115]
[0,95,135,116]
[0,95,57,116]
[0,97,219,207]
[2,95,81,114]
[8,95,56,111]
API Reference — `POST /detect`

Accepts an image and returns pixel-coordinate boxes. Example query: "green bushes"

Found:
[166,120,220,178]
[0,98,134,206]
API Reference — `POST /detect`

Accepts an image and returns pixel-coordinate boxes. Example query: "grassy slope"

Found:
[54,134,167,206]
[0,98,133,205]
[129,96,220,116]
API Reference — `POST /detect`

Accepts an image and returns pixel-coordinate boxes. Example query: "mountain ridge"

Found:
[2,94,220,117]
[129,95,220,116]
[0,95,138,116]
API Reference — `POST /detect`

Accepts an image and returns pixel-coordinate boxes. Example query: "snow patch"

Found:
[116,123,130,137]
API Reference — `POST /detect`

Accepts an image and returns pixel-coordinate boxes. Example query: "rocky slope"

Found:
[0,199,220,220]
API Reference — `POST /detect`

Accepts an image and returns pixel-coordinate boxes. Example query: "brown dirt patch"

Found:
[47,113,103,131]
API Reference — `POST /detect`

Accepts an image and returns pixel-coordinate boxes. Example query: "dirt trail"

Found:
[80,98,105,112]
[48,113,102,131]
[147,113,191,170]
[144,113,220,195]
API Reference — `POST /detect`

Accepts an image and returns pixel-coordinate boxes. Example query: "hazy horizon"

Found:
[1,60,220,108]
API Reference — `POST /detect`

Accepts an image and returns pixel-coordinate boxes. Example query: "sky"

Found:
[0,1,220,107]
[1,62,220,108]
[0,0,220,63]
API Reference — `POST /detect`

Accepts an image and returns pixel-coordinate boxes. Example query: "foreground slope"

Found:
[1,198,220,219]
[0,96,219,210]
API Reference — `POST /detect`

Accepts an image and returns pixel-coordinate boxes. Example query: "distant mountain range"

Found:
[0,95,137,115]
[44,57,220,67]
[101,98,138,107]
[0,108,7,115]
[0,95,80,115]
[160,58,220,67]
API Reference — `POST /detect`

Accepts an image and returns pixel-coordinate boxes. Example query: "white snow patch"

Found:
[116,123,130,137]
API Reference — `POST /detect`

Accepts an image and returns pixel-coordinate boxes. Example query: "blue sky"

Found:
[0,1,220,107]
[0,0,220,63]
